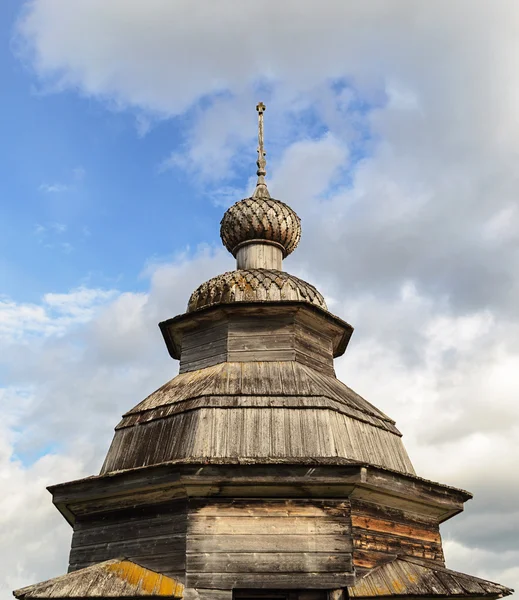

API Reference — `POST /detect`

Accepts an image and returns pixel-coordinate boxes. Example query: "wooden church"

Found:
[14,105,513,600]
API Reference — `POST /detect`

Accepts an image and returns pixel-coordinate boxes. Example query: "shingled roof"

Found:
[13,559,184,599]
[349,557,513,599]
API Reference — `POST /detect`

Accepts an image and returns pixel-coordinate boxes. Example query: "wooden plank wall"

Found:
[185,499,354,590]
[294,320,334,376]
[179,314,335,375]
[180,322,229,373]
[350,499,444,572]
[227,316,296,364]
[68,500,188,583]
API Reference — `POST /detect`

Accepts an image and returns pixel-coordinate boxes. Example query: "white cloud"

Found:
[39,183,70,193]
[0,287,117,342]
[38,167,85,194]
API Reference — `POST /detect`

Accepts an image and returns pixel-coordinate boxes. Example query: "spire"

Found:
[252,101,270,199]
[219,102,301,270]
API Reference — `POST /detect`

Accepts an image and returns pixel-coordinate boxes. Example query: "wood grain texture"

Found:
[179,312,336,374]
[184,589,232,600]
[101,357,414,476]
[160,302,352,362]
[121,362,396,431]
[185,499,354,590]
[13,559,184,599]
[101,407,414,474]
[187,271,326,314]
[348,556,513,598]
[236,243,283,270]
[351,499,444,569]
[186,572,355,590]
[68,501,188,581]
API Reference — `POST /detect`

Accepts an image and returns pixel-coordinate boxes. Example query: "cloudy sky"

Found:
[2,0,519,597]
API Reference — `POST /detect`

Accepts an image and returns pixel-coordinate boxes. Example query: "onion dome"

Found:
[188,268,327,312]
[220,197,301,258]
[220,102,301,262]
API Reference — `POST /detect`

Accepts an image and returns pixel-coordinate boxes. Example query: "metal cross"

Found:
[256,102,267,179]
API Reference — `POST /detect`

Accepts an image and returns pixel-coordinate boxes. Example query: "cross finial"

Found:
[253,102,270,199]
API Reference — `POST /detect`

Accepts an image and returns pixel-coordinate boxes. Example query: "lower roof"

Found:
[14,556,512,599]
[349,556,513,599]
[13,559,184,599]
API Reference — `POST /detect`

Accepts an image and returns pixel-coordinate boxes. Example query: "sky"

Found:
[1,0,519,597]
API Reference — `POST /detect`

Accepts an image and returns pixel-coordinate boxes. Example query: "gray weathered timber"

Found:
[350,498,445,570]
[348,556,513,598]
[120,362,395,431]
[101,352,416,475]
[179,307,336,374]
[102,406,414,474]
[187,270,326,314]
[68,501,188,581]
[49,463,471,526]
[236,243,283,270]
[13,559,184,598]
[185,498,353,589]
[187,572,355,590]
[220,198,301,259]
[161,303,352,361]
[184,590,232,600]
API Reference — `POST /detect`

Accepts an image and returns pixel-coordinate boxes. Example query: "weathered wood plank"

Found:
[189,498,349,517]
[187,535,352,553]
[186,572,355,590]
[72,515,187,547]
[69,537,186,565]
[187,516,350,536]
[353,549,397,570]
[351,514,441,543]
[183,589,232,600]
[353,531,442,556]
[186,552,352,573]
[230,316,294,334]
[350,499,437,526]
[227,349,296,362]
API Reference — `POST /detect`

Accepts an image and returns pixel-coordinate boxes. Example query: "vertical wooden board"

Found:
[270,405,287,457]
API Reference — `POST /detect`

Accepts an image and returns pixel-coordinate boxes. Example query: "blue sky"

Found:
[0,1,228,302]
[2,1,519,597]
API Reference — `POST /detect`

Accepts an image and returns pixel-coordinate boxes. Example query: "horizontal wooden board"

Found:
[227,349,296,362]
[189,499,350,517]
[228,332,294,350]
[186,572,355,590]
[352,531,443,561]
[351,514,441,543]
[184,590,232,600]
[186,552,352,573]
[187,516,350,536]
[69,536,186,565]
[72,515,187,547]
[350,498,438,527]
[187,534,352,554]
[229,316,294,335]
[352,549,397,570]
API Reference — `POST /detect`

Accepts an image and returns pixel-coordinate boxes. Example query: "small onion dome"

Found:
[188,269,327,313]
[220,197,302,258]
